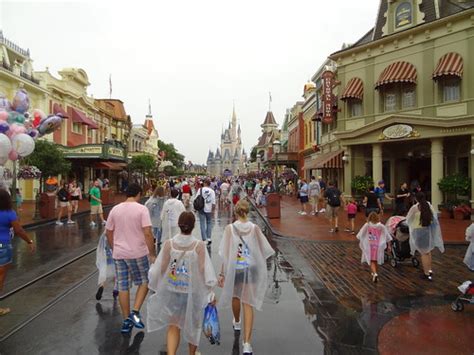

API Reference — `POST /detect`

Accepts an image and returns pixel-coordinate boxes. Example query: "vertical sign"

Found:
[321,70,335,124]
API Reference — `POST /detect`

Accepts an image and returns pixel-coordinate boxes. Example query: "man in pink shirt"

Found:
[106,183,156,334]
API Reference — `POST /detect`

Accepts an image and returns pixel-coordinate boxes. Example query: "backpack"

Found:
[193,188,205,211]
[326,188,341,207]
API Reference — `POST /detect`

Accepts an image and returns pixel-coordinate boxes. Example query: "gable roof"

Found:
[95,99,128,121]
[262,111,277,126]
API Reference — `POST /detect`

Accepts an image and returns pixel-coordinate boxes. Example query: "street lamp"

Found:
[273,140,281,193]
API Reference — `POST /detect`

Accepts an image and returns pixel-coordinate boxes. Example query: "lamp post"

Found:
[273,140,281,193]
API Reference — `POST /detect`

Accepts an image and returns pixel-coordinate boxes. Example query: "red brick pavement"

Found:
[16,193,126,226]
[264,195,471,243]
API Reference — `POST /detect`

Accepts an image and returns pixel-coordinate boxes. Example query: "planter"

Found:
[453,210,467,220]
[439,208,452,219]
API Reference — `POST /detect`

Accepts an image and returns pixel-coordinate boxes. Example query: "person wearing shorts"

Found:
[106,183,155,334]
[56,182,74,225]
[324,181,344,233]
[89,180,106,227]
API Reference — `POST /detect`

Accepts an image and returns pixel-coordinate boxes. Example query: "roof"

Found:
[262,111,277,126]
[333,0,474,55]
[257,131,274,147]
[95,99,128,121]
[144,118,156,135]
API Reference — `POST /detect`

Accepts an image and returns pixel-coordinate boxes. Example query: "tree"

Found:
[250,147,257,162]
[129,154,156,179]
[22,140,71,192]
[157,140,184,168]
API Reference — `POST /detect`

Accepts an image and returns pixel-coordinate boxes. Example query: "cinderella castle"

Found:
[207,106,247,177]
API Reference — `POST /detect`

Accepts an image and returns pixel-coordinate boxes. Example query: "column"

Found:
[343,146,352,196]
[431,138,444,213]
[372,143,383,184]
[471,135,474,221]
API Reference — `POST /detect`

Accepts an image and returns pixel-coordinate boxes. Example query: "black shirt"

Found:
[395,188,409,205]
[365,192,379,209]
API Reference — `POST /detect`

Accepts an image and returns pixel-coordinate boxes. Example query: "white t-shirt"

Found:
[199,187,216,213]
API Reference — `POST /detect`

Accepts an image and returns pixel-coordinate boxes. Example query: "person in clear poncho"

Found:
[147,212,216,355]
[217,200,275,355]
[160,188,185,242]
[356,212,392,283]
[406,192,444,281]
[464,223,474,271]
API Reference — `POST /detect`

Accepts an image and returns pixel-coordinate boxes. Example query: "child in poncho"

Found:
[464,223,474,271]
[95,232,118,300]
[217,200,275,355]
[356,212,392,283]
[147,212,216,355]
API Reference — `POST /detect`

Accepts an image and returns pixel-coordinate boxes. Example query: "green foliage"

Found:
[158,140,184,168]
[438,174,471,196]
[163,165,178,176]
[22,140,71,185]
[351,175,373,194]
[129,154,156,176]
[250,147,257,162]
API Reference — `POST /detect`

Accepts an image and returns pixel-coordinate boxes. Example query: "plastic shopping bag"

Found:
[96,232,115,286]
[202,304,221,345]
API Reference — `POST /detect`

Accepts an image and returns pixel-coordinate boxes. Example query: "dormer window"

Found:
[395,2,413,29]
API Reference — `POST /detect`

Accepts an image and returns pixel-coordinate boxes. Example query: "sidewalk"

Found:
[260,195,470,243]
[17,193,126,227]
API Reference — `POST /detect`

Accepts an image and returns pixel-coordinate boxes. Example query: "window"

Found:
[439,77,461,102]
[381,83,416,112]
[348,99,363,117]
[72,123,82,134]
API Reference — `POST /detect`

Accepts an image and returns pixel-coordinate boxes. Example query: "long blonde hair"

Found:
[235,200,250,219]
[153,186,165,198]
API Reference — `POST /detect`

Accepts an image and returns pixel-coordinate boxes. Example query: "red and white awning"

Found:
[375,61,417,89]
[340,77,364,100]
[433,52,463,80]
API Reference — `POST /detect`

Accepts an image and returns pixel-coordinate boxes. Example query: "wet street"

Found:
[0,205,473,354]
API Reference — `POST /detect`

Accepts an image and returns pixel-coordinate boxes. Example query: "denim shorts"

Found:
[0,243,13,267]
[114,256,150,291]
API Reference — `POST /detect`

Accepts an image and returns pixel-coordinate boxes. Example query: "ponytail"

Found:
[416,192,432,227]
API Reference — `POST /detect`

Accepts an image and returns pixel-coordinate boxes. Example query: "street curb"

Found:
[247,197,468,246]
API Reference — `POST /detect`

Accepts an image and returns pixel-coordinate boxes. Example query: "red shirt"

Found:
[182,184,191,194]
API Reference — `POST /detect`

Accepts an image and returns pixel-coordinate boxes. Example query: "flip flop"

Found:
[0,307,11,316]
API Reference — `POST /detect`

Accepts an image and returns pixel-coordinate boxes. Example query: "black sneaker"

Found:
[129,311,145,329]
[420,274,433,281]
[121,318,134,334]
[95,286,104,301]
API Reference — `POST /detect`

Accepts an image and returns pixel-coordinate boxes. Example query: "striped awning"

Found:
[305,150,344,170]
[433,52,463,80]
[375,61,417,89]
[340,77,364,100]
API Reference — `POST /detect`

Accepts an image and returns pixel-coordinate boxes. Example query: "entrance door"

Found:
[408,158,431,196]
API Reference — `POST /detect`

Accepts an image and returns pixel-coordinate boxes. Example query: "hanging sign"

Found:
[321,71,335,124]
[395,2,412,28]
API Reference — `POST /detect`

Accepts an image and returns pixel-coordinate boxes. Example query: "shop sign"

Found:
[61,145,102,156]
[108,146,124,158]
[395,2,412,28]
[379,124,419,140]
[322,70,335,124]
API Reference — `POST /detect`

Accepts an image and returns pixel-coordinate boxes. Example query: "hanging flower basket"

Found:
[17,165,42,180]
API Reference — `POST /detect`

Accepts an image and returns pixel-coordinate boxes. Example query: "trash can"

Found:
[39,193,55,219]
[266,193,281,219]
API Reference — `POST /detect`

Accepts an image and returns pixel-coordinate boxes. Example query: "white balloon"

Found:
[11,133,35,157]
[0,133,11,158]
[0,157,6,166]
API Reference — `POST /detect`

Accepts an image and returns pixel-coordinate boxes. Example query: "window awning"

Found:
[53,103,69,118]
[305,150,344,170]
[375,61,417,89]
[432,52,463,80]
[93,162,127,170]
[70,107,99,129]
[340,77,364,100]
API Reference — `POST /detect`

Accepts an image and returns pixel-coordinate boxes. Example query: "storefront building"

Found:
[330,0,474,211]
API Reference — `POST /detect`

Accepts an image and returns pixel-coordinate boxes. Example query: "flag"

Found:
[109,74,112,98]
[269,91,272,102]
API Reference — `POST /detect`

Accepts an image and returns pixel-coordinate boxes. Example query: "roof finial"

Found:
[148,99,152,116]
[269,91,272,111]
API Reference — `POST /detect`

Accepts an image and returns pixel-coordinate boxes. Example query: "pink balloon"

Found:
[8,150,18,161]
[6,123,26,138]
[0,110,8,122]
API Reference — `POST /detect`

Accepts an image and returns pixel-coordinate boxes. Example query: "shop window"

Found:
[439,76,461,102]
[458,157,468,177]
[72,123,82,134]
[381,83,416,112]
[348,99,363,117]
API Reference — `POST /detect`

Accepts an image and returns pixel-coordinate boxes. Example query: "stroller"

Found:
[385,216,420,268]
[451,281,474,312]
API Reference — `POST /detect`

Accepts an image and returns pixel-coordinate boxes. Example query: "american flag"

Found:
[109,74,112,98]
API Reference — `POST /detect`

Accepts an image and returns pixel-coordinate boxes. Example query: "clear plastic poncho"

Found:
[218,221,275,311]
[96,232,115,286]
[356,222,392,265]
[464,223,474,270]
[147,234,216,346]
[160,198,186,241]
[406,202,445,255]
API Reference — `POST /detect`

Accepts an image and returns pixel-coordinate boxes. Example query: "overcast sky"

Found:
[0,0,379,164]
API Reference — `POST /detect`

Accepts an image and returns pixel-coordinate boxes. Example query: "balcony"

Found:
[2,59,11,72]
[20,71,40,85]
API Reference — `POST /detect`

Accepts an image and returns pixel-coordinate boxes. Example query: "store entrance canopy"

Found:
[93,162,127,170]
[305,150,344,170]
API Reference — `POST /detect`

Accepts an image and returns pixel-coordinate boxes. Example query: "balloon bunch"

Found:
[0,89,65,165]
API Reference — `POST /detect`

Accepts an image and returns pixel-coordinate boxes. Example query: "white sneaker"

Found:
[207,238,212,245]
[232,318,241,331]
[319,208,326,213]
[243,342,253,354]
[90,221,96,227]
[67,220,75,224]
[300,212,307,215]
[55,221,63,226]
